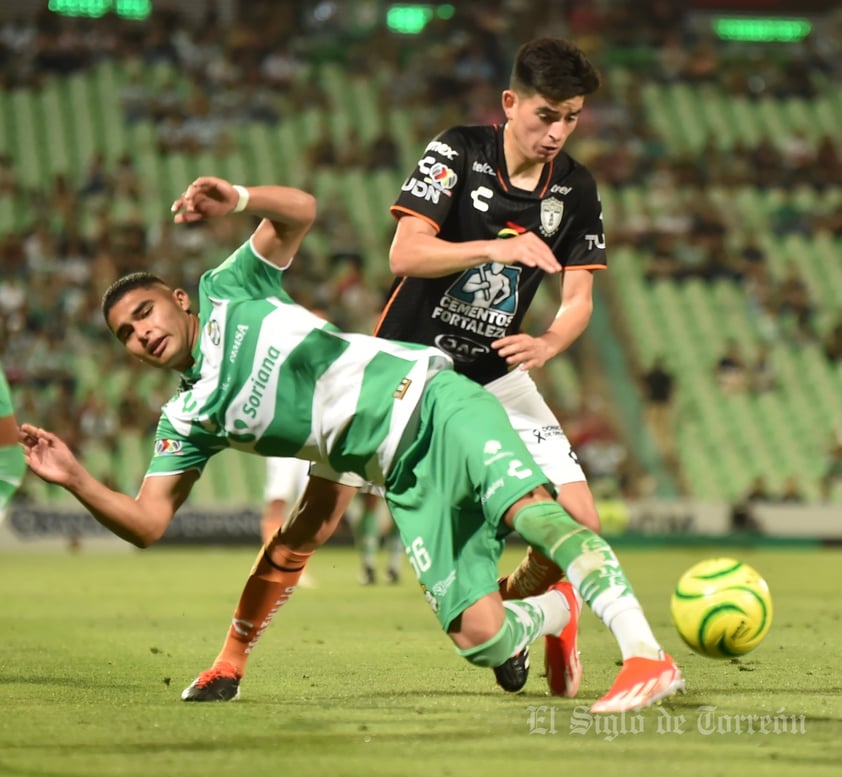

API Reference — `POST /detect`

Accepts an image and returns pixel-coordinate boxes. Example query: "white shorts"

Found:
[264,457,311,503]
[485,369,586,486]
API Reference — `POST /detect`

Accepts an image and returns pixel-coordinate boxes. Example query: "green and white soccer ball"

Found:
[670,557,773,658]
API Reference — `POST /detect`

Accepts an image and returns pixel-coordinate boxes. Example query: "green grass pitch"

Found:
[1,544,840,777]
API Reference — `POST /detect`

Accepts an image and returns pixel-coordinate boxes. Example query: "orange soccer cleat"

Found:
[181,661,242,702]
[544,581,583,698]
[590,653,684,713]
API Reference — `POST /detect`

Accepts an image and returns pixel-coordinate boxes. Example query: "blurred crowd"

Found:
[1,0,841,501]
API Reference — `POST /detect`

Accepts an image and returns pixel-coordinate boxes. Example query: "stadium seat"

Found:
[0,90,10,155]
[0,198,14,236]
[10,90,44,187]
[812,95,837,138]
[66,74,99,174]
[93,61,128,160]
[271,121,306,186]
[244,123,279,183]
[348,75,383,146]
[386,106,421,172]
[39,81,72,178]
[221,143,250,187]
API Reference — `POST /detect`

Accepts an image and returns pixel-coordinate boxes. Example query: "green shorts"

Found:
[385,371,550,631]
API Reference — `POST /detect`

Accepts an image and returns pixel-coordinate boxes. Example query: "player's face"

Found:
[503,91,585,163]
[107,286,195,371]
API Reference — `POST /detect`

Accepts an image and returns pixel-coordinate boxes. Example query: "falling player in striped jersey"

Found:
[20,176,682,713]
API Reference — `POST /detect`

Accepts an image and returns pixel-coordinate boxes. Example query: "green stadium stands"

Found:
[604,239,842,502]
[4,61,840,507]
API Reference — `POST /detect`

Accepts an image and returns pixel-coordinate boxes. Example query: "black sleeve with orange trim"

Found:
[389,126,468,230]
[558,164,607,271]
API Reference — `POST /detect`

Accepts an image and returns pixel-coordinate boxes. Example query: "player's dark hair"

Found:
[510,38,601,102]
[101,272,170,324]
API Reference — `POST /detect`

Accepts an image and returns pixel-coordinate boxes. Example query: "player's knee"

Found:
[448,593,507,662]
[557,483,601,533]
[455,623,512,669]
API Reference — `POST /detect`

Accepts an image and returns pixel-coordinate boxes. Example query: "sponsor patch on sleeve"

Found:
[154,439,184,456]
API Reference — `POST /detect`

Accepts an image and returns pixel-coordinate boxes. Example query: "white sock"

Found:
[524,589,572,637]
[603,601,663,660]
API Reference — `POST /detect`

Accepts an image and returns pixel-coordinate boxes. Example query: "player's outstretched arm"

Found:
[19,423,195,547]
[492,267,594,371]
[170,176,316,269]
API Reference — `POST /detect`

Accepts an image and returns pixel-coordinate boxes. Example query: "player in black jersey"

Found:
[381,119,605,386]
[376,37,609,695]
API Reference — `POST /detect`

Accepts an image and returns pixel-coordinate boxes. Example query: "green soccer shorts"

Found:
[385,370,551,630]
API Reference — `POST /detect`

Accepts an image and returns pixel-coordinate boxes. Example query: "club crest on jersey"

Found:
[205,319,221,346]
[540,197,564,237]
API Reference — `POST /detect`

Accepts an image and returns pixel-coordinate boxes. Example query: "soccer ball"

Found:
[670,557,773,658]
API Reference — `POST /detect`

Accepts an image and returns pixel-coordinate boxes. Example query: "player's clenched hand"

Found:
[492,332,557,371]
[18,424,83,488]
[486,232,561,274]
[171,176,240,223]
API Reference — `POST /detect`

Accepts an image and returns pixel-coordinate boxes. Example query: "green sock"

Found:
[513,501,661,659]
[457,599,549,668]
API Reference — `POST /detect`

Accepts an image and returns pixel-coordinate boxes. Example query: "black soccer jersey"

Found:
[376,124,607,385]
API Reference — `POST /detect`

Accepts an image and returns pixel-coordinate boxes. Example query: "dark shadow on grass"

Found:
[0,759,74,777]
[668,686,842,697]
[259,688,521,701]
[0,673,134,690]
[664,699,842,720]
[759,753,842,766]
[1,728,496,756]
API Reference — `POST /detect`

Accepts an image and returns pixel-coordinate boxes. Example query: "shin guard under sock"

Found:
[499,545,564,599]
[513,502,662,659]
[213,544,313,673]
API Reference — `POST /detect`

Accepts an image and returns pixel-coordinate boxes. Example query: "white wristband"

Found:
[232,185,250,213]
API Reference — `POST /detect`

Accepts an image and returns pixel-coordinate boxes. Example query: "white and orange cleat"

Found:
[544,581,583,698]
[591,653,684,713]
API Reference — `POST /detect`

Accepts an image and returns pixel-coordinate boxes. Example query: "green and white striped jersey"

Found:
[145,240,452,485]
